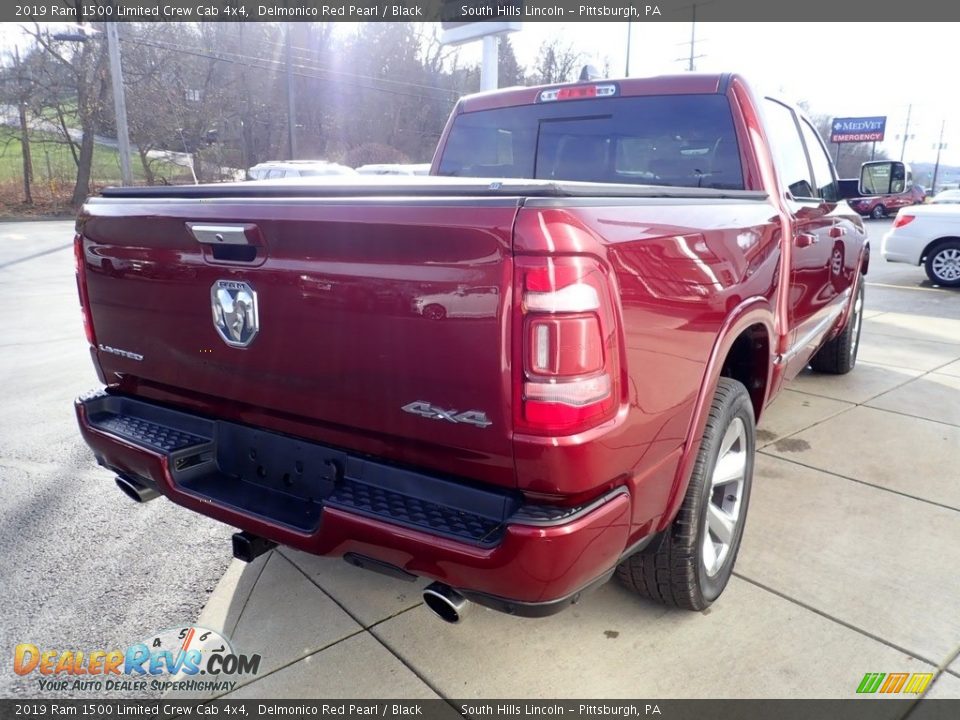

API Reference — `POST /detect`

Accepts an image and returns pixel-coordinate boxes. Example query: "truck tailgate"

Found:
[80,198,519,488]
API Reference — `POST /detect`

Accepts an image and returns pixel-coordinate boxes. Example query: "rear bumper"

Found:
[881,230,923,265]
[75,390,633,616]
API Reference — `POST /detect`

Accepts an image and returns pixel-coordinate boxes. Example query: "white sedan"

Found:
[931,189,960,204]
[883,205,960,286]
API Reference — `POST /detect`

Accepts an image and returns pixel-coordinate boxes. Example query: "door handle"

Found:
[187,223,260,245]
[796,233,819,248]
[829,226,847,238]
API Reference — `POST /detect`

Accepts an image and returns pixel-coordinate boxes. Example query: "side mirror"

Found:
[860,161,908,195]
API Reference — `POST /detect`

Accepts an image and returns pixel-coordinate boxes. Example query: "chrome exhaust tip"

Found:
[422,582,470,624]
[115,474,160,503]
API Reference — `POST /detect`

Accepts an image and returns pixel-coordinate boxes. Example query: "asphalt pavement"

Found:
[2,217,958,702]
[0,221,233,697]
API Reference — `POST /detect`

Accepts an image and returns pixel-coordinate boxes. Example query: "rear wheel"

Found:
[870,204,886,219]
[617,378,755,610]
[924,241,960,287]
[810,279,864,374]
[423,304,447,320]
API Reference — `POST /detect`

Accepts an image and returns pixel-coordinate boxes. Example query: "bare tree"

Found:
[3,46,35,204]
[498,37,526,88]
[26,13,111,206]
[532,38,583,85]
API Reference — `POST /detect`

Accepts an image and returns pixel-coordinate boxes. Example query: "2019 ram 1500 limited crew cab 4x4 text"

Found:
[73,74,868,621]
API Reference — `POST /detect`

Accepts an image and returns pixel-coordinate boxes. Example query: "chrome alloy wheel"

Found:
[931,247,960,282]
[703,417,747,577]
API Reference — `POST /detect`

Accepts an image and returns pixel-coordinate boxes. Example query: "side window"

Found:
[799,119,838,202]
[763,99,815,200]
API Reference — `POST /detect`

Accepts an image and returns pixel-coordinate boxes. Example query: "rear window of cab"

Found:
[437,94,744,190]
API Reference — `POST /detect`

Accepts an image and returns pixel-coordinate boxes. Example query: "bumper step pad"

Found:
[328,479,504,545]
[90,414,207,453]
[79,391,520,545]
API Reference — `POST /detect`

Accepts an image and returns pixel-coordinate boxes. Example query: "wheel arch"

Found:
[656,299,775,532]
[920,236,960,264]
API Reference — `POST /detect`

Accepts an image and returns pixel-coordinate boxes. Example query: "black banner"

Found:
[1,699,960,720]
[5,0,960,23]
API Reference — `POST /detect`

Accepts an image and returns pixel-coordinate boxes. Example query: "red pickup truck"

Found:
[74,74,868,622]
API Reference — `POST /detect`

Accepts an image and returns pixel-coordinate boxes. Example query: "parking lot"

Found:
[1,218,958,701]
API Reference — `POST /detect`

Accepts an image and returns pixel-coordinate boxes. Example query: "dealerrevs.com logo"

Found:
[13,626,261,694]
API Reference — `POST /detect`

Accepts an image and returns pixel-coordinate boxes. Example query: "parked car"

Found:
[931,189,960,205]
[413,286,499,319]
[848,183,925,219]
[883,206,960,286]
[73,73,868,621]
[247,160,358,180]
[356,163,431,176]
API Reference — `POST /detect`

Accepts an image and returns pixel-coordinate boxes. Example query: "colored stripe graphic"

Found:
[857,672,935,694]
[857,673,886,693]
[880,673,909,693]
[903,673,934,694]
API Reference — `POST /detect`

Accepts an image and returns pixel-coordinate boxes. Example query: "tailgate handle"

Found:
[187,223,259,246]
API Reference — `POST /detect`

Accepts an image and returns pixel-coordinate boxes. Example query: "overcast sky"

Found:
[2,21,958,166]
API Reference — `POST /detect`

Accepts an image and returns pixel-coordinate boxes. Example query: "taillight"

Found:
[74,234,96,346]
[514,256,621,435]
[893,214,915,229]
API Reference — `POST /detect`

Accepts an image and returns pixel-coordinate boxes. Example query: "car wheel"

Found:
[616,377,754,610]
[423,304,447,320]
[924,241,960,287]
[870,204,886,219]
[810,279,864,374]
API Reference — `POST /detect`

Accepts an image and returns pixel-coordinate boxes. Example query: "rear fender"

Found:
[656,297,776,532]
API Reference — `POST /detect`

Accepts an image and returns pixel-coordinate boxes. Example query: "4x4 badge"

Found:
[401,401,492,428]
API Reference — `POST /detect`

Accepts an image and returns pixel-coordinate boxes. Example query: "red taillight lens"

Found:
[74,234,95,346]
[893,214,915,229]
[514,256,621,436]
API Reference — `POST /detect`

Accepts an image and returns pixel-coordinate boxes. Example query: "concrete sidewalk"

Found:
[178,297,960,700]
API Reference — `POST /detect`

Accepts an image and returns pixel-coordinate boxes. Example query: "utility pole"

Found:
[688,4,697,70]
[931,119,947,193]
[899,104,912,162]
[105,23,133,186]
[675,4,706,71]
[285,23,297,160]
[625,22,632,76]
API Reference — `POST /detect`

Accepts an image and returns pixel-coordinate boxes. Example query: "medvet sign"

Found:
[830,116,887,143]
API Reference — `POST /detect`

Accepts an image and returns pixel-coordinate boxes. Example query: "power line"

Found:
[248,28,455,91]
[122,35,460,100]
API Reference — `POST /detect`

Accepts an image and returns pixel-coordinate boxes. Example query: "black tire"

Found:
[616,378,755,610]
[423,304,446,320]
[810,279,864,374]
[870,204,886,219]
[924,240,960,287]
